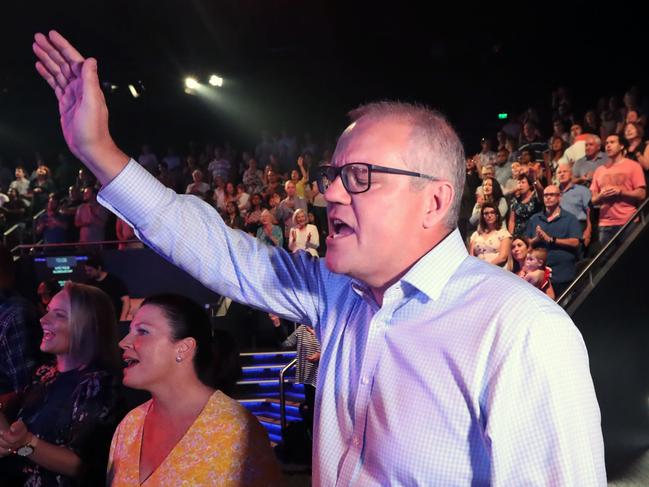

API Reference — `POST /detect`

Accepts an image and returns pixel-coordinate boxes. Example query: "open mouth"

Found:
[123,358,140,368]
[42,330,55,341]
[329,218,354,239]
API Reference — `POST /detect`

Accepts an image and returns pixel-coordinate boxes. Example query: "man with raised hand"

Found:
[33,31,605,486]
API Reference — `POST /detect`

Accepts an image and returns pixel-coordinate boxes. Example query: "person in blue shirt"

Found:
[32,31,606,486]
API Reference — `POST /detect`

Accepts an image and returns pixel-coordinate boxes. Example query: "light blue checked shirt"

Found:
[99,161,606,486]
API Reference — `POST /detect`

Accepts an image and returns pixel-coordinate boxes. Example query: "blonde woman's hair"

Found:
[65,281,121,371]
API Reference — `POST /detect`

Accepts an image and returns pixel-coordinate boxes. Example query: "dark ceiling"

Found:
[1,1,646,159]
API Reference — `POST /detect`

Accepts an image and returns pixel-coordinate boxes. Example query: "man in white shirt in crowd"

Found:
[33,30,606,486]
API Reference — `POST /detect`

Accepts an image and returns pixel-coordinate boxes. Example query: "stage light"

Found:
[208,75,223,87]
[185,77,200,90]
[127,84,139,98]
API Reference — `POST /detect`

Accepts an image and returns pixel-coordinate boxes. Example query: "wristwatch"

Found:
[16,435,38,457]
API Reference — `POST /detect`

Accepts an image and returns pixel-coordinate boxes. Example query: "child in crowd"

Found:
[521,247,552,293]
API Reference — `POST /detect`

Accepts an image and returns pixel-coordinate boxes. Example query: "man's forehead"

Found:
[333,117,412,166]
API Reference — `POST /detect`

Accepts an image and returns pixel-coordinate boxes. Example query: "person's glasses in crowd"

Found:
[317,163,439,195]
[543,192,560,198]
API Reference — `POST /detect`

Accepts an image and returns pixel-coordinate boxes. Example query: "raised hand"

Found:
[33,31,128,184]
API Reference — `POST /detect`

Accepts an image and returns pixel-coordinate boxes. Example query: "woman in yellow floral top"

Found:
[107,294,280,486]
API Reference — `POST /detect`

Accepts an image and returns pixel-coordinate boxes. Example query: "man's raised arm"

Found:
[33,30,129,184]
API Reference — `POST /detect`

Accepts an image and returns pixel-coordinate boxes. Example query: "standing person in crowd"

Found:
[623,122,649,170]
[573,134,608,187]
[108,294,280,486]
[591,133,647,246]
[508,174,543,237]
[0,245,41,401]
[35,193,69,244]
[0,282,121,487]
[557,163,592,254]
[74,186,108,243]
[469,176,507,227]
[242,158,264,195]
[469,202,512,267]
[115,217,143,250]
[243,193,264,235]
[30,165,57,214]
[9,167,31,201]
[35,279,61,317]
[276,180,308,237]
[288,208,319,257]
[34,32,606,485]
[255,209,283,247]
[223,201,245,230]
[185,169,209,197]
[272,316,320,432]
[526,185,581,296]
[83,255,130,321]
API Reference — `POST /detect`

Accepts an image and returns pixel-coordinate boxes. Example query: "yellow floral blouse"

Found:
[107,390,281,486]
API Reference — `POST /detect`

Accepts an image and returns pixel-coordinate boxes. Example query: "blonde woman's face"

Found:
[40,290,71,356]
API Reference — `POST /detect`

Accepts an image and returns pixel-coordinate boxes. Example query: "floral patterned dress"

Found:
[10,363,121,487]
[510,194,542,237]
[107,390,281,486]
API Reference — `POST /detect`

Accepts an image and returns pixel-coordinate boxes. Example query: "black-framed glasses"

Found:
[317,163,439,195]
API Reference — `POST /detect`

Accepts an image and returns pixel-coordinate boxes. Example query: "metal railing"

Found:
[11,239,142,256]
[279,358,298,431]
[558,197,649,315]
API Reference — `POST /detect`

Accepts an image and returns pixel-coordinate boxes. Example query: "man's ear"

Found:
[423,181,455,229]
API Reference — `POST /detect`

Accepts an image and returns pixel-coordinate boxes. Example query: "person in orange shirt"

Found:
[107,294,280,486]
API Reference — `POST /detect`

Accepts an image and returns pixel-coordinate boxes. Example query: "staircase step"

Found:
[254,411,302,423]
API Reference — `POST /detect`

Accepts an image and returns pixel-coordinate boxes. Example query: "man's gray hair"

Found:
[348,101,465,230]
[587,133,601,146]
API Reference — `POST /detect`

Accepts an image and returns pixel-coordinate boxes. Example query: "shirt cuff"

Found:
[97,159,169,226]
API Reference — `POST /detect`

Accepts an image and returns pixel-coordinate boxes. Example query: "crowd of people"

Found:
[1,27,647,484]
[461,86,647,297]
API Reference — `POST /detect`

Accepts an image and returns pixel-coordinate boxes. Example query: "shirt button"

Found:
[353,436,361,447]
[361,376,370,385]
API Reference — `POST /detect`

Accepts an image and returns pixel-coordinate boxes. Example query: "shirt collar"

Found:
[351,229,468,302]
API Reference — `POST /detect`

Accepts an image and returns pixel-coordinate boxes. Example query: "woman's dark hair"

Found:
[517,173,535,193]
[510,235,530,274]
[482,176,504,204]
[478,202,502,232]
[141,294,241,394]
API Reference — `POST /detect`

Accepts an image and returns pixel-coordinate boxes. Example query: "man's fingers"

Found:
[33,42,69,90]
[48,30,85,65]
[33,33,73,82]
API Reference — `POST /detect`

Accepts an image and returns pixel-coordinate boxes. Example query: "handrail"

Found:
[11,239,142,255]
[558,196,649,313]
[279,358,298,432]
[3,223,22,246]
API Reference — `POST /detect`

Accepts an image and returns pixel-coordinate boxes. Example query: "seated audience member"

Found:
[526,185,581,296]
[75,186,109,243]
[508,174,542,237]
[288,209,319,257]
[223,201,245,230]
[511,236,555,299]
[35,279,61,317]
[256,209,283,248]
[469,202,512,267]
[107,294,280,486]
[83,255,131,322]
[0,282,121,487]
[0,245,41,399]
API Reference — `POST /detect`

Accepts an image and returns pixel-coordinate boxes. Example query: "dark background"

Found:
[1,0,646,162]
